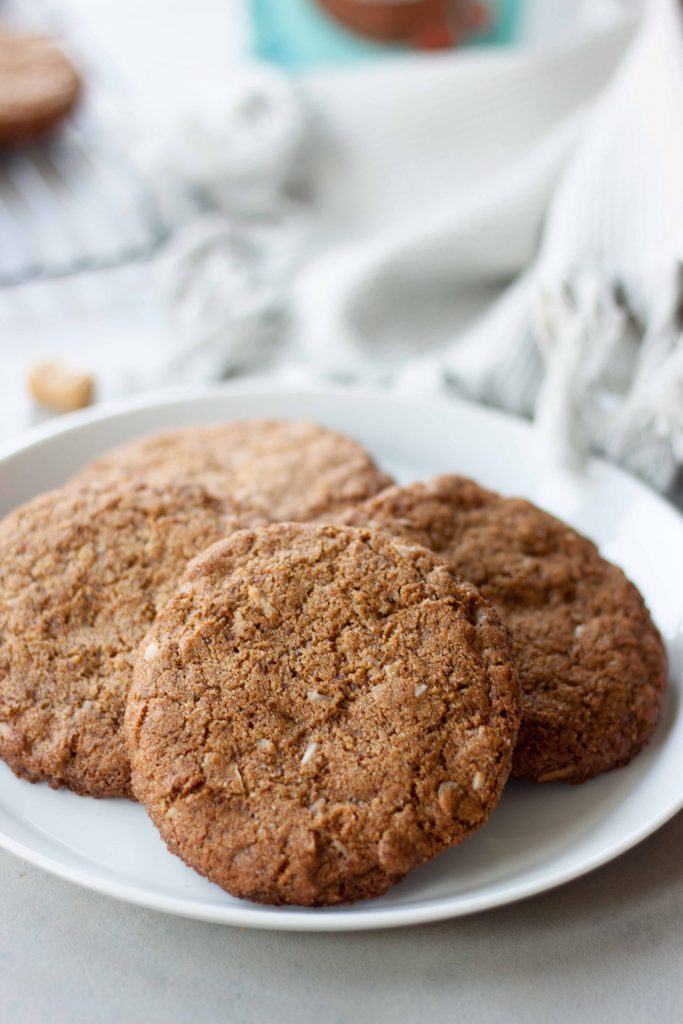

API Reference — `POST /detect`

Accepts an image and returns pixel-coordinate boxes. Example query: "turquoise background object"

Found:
[250,0,521,69]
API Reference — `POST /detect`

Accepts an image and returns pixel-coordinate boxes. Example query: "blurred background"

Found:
[1,0,681,495]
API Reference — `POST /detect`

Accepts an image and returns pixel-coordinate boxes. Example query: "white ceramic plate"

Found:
[0,386,681,932]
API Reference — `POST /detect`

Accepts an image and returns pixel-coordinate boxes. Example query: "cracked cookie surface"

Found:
[77,420,393,523]
[0,482,252,797]
[126,523,519,906]
[339,476,668,784]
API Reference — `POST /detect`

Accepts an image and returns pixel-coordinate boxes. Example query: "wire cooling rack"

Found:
[0,128,169,287]
[0,0,170,287]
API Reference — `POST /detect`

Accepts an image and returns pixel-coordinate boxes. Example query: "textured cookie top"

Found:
[339,475,668,783]
[0,482,250,798]
[0,33,81,146]
[78,420,393,523]
[126,523,519,906]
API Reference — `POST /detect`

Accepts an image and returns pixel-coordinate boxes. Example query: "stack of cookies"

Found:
[0,420,667,906]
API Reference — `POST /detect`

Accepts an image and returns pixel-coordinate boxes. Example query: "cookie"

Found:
[0,482,252,798]
[78,420,392,524]
[126,523,520,906]
[0,32,81,147]
[339,476,668,784]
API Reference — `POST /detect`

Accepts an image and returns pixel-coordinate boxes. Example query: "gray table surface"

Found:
[1,808,682,1024]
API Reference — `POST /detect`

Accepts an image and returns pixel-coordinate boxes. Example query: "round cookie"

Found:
[77,420,393,523]
[0,32,81,147]
[0,482,252,798]
[126,523,520,906]
[339,476,668,784]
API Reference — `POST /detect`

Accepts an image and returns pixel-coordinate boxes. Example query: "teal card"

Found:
[250,0,521,69]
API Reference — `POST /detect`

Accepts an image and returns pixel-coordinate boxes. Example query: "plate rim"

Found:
[0,382,681,932]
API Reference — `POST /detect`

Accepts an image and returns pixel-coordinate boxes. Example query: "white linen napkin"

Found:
[150,0,683,491]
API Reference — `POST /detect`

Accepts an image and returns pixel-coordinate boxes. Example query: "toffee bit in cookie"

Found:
[437,781,459,810]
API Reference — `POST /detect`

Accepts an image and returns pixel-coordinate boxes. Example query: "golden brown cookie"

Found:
[78,420,393,523]
[0,32,81,147]
[0,481,253,798]
[339,476,668,784]
[126,523,520,906]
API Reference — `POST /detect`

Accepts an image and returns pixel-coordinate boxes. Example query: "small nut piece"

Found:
[27,359,94,413]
